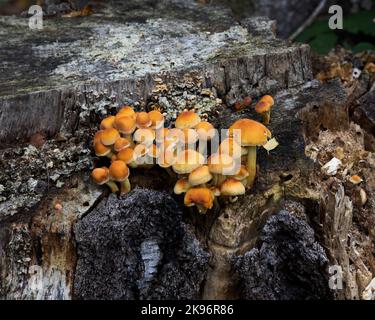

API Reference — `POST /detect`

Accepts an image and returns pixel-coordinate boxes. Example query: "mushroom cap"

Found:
[111,154,117,162]
[93,130,103,145]
[136,112,152,128]
[184,187,214,209]
[218,138,242,158]
[100,115,116,130]
[155,128,169,142]
[208,153,235,175]
[175,110,201,129]
[148,110,164,129]
[195,121,215,140]
[94,141,112,157]
[114,137,131,152]
[220,178,246,196]
[233,165,249,180]
[181,128,199,145]
[109,160,129,182]
[188,165,213,186]
[174,178,191,194]
[117,147,135,164]
[172,149,205,174]
[229,118,271,147]
[91,167,110,185]
[261,95,274,105]
[349,175,362,184]
[255,95,274,113]
[115,115,136,135]
[117,106,136,119]
[133,128,155,146]
[101,128,120,146]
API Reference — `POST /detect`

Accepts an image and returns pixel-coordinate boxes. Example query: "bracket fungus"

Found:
[92,97,276,212]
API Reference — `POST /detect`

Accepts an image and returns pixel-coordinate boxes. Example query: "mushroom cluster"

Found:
[91,96,274,214]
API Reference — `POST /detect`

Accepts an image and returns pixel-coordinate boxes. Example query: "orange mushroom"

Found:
[91,167,119,193]
[255,95,274,125]
[229,118,271,188]
[109,160,131,194]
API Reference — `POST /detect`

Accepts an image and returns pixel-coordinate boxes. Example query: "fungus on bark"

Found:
[255,95,274,125]
[229,118,271,188]
[91,167,119,193]
[109,160,131,194]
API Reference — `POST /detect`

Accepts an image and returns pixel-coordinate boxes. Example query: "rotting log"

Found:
[0,0,312,145]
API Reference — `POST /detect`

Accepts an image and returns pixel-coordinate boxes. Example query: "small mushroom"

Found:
[174,178,191,194]
[207,153,235,186]
[148,110,164,129]
[220,178,246,202]
[100,128,120,146]
[93,130,103,145]
[195,121,215,141]
[114,115,136,144]
[113,137,131,152]
[232,165,249,186]
[136,111,152,128]
[188,165,213,186]
[117,106,136,119]
[94,141,113,158]
[91,167,119,193]
[109,160,131,195]
[117,147,137,168]
[349,175,362,185]
[255,95,274,125]
[175,110,201,129]
[100,115,116,129]
[172,149,205,175]
[229,118,271,188]
[184,187,214,214]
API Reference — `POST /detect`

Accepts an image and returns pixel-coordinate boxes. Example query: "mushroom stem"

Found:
[212,173,217,186]
[229,196,238,203]
[213,197,220,209]
[217,174,226,186]
[106,151,115,159]
[246,146,257,188]
[165,167,175,178]
[120,178,131,195]
[106,181,119,193]
[125,134,135,148]
[262,110,271,125]
[197,204,208,214]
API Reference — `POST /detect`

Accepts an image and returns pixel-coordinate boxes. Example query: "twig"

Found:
[289,0,327,41]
